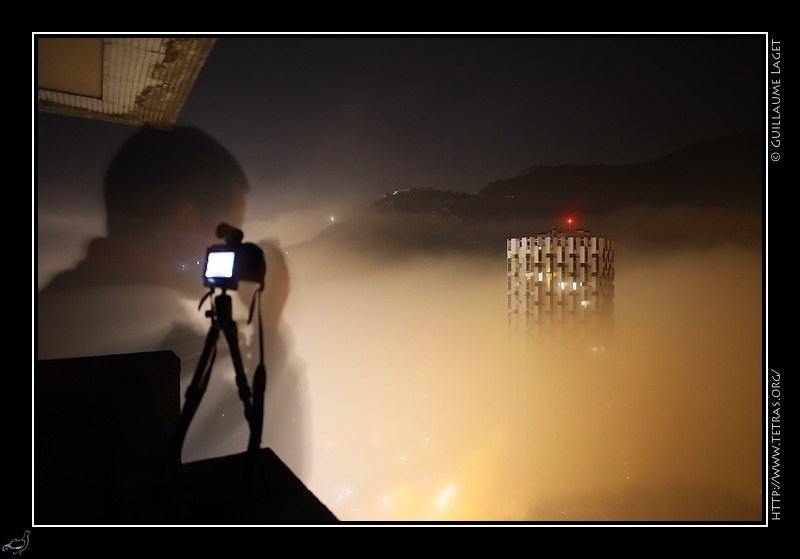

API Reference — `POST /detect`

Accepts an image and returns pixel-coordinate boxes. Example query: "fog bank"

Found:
[281,226,762,522]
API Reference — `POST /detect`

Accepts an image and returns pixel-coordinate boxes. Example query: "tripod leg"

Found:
[156,321,221,520]
[221,322,255,433]
[222,326,268,491]
[168,323,220,465]
[250,363,266,453]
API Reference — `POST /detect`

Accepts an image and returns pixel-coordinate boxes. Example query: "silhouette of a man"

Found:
[38,126,248,360]
[37,126,288,465]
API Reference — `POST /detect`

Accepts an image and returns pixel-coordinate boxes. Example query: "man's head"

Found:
[103,126,249,293]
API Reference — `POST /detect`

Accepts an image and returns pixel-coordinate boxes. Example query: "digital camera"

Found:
[203,223,266,290]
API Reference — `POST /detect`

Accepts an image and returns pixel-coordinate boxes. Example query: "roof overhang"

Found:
[36,37,216,130]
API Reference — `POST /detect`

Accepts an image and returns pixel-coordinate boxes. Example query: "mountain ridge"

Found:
[292,129,764,262]
[477,128,761,211]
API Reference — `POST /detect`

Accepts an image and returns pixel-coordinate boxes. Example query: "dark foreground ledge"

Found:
[35,352,337,525]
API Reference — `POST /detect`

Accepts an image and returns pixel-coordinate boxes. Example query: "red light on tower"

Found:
[567,218,574,232]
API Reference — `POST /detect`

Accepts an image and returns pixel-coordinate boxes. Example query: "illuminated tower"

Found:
[506,220,614,347]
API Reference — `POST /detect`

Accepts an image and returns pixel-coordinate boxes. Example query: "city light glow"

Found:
[279,235,762,522]
[436,485,456,507]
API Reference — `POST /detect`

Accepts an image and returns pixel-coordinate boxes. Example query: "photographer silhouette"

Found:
[37,126,308,469]
[38,126,248,361]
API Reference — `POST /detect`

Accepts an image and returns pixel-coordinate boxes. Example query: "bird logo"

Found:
[2,531,29,555]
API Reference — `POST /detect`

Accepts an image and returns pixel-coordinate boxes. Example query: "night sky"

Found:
[38,34,764,275]
[34,33,767,525]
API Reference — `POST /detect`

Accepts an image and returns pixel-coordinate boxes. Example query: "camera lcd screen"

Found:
[205,250,236,279]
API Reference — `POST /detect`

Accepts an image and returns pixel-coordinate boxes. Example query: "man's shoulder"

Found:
[37,277,204,361]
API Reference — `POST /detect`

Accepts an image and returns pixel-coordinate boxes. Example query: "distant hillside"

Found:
[477,129,762,214]
[294,130,764,261]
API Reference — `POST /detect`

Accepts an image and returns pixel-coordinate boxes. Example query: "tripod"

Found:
[168,289,267,467]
